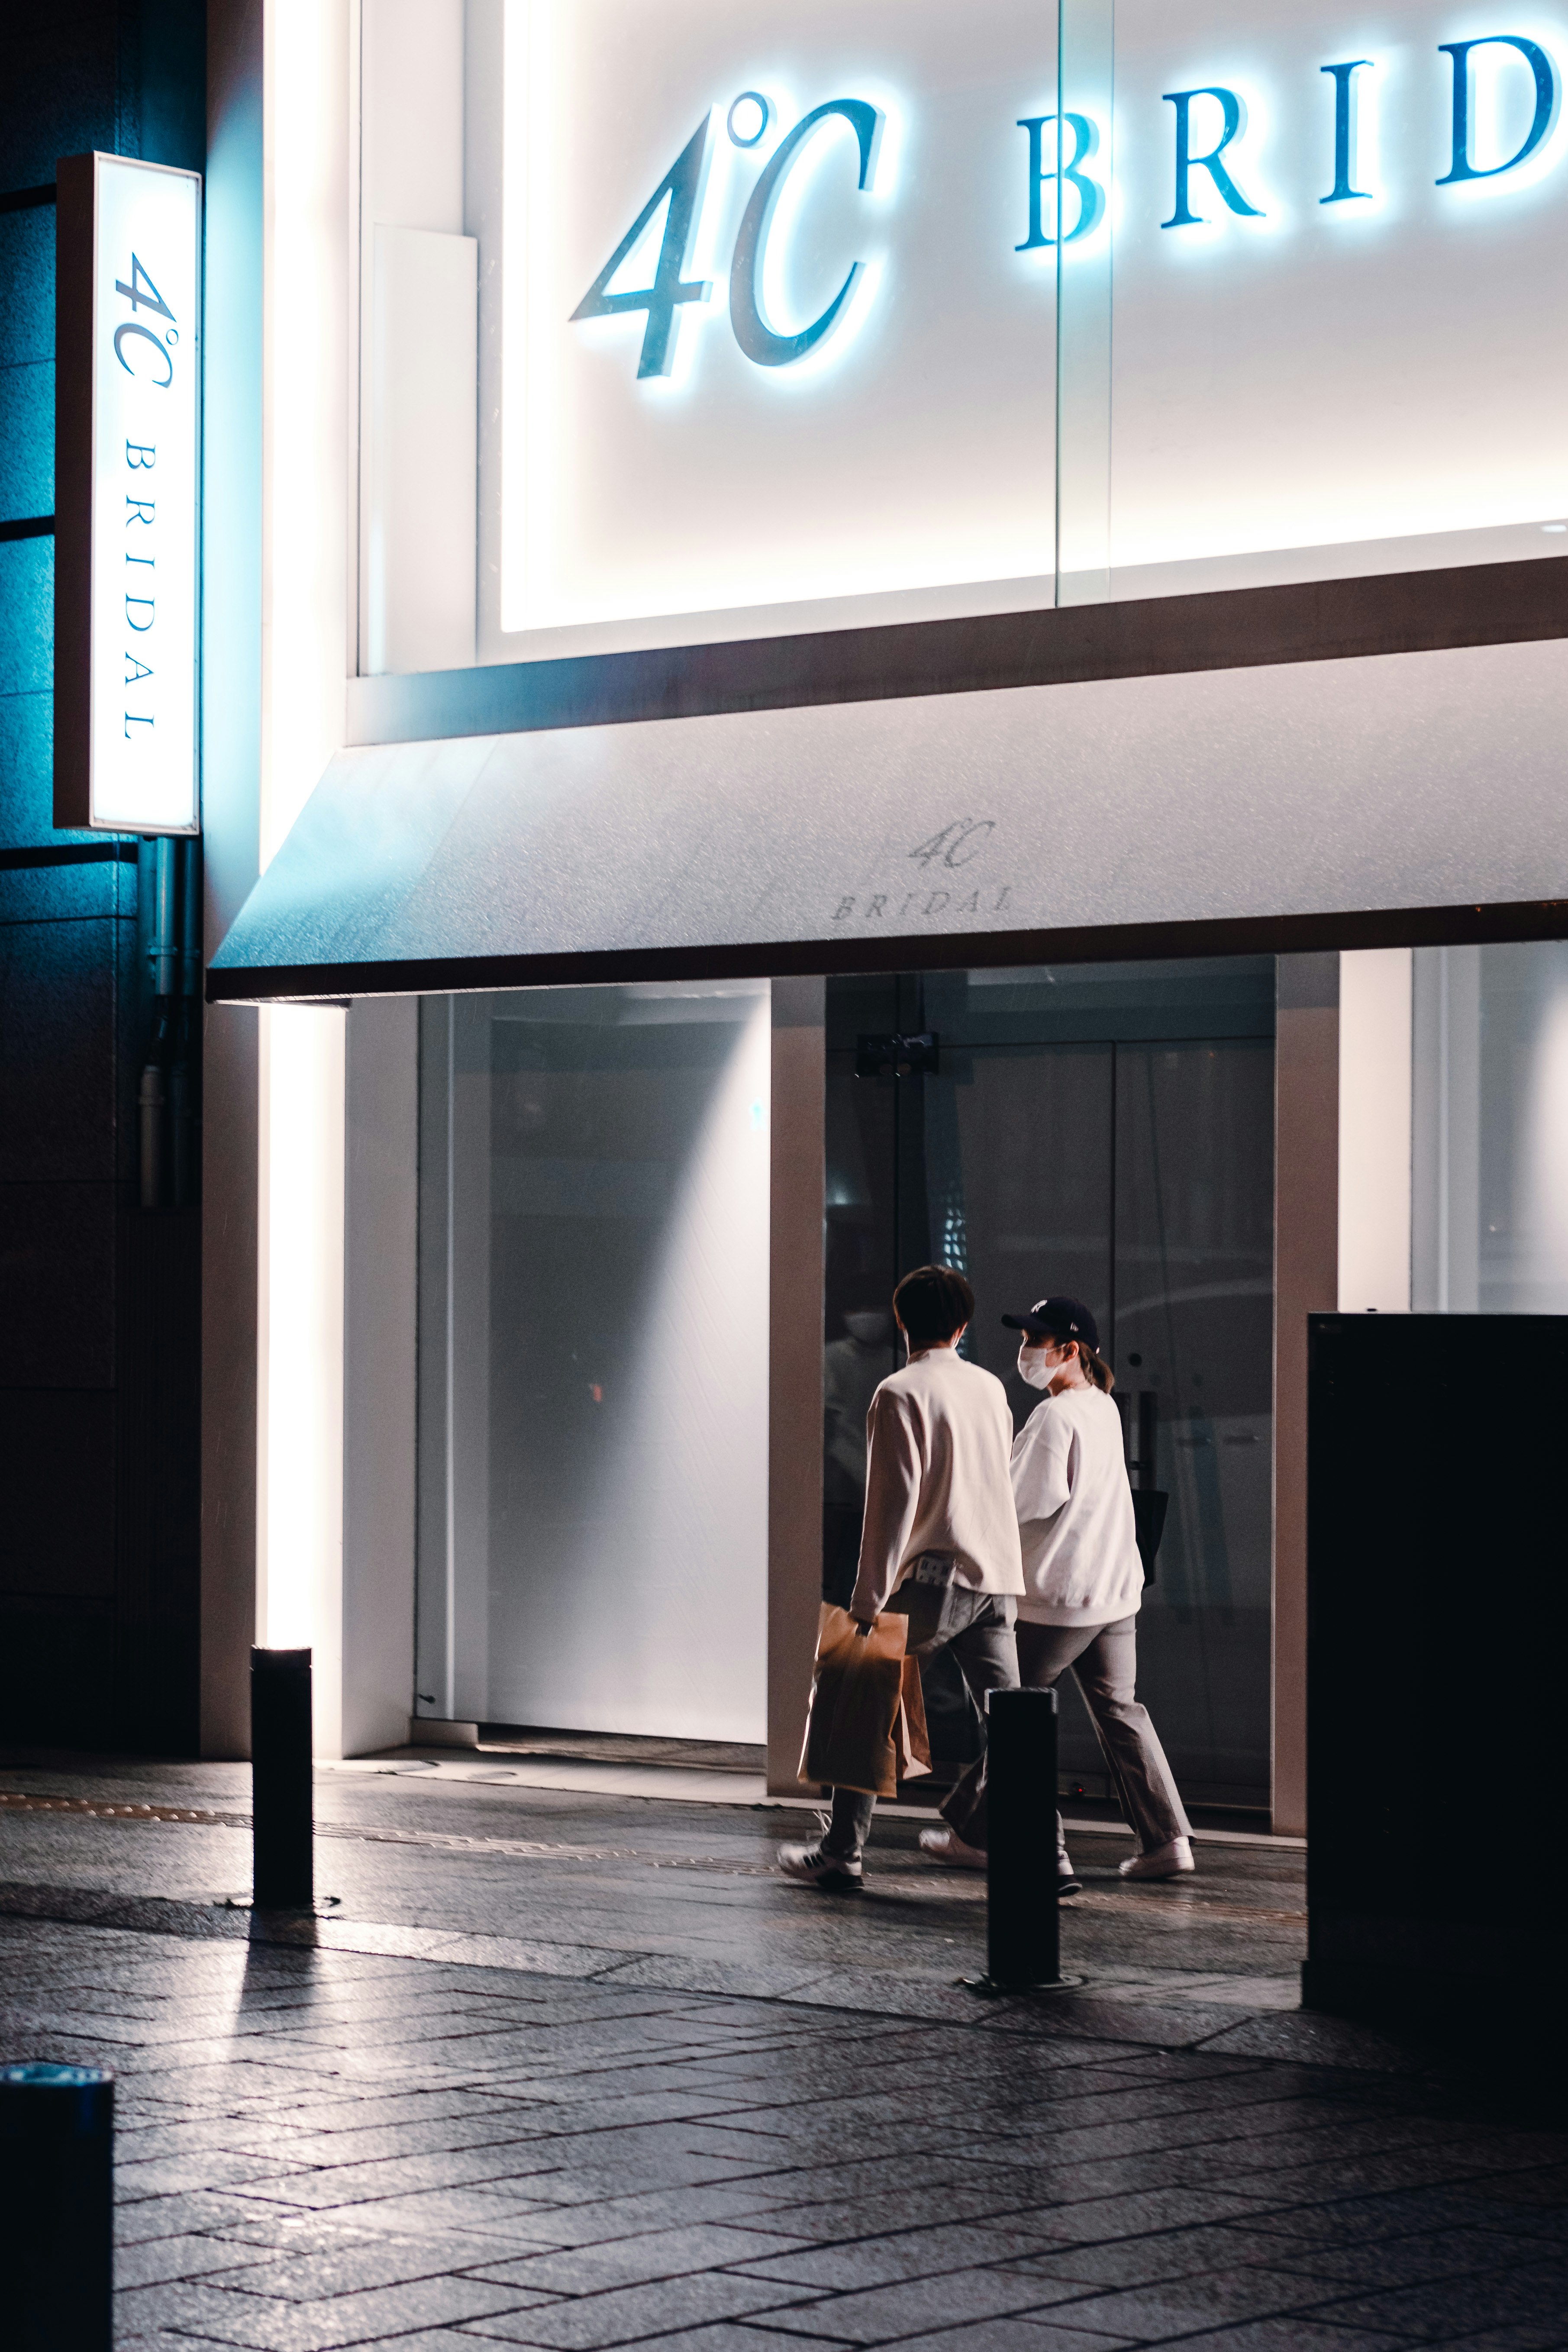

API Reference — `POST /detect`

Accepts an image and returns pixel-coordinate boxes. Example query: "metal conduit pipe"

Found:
[138,834,202,1211]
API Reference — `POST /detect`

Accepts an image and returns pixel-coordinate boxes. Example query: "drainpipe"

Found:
[171,836,202,1209]
[139,837,201,1211]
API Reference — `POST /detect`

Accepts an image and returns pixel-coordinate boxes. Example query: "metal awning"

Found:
[208,635,1568,1000]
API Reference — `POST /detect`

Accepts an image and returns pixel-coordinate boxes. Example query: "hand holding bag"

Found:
[798,1604,908,1796]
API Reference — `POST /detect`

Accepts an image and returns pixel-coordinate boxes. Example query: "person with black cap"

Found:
[998,1295,1194,1893]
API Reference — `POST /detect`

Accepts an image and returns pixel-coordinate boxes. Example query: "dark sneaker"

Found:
[778,1840,863,1891]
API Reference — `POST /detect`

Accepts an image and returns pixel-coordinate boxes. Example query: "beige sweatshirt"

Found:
[1010,1384,1143,1626]
[848,1348,1025,1623]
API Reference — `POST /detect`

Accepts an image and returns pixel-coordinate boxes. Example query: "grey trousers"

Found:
[1016,1616,1191,1858]
[822,1581,1020,1863]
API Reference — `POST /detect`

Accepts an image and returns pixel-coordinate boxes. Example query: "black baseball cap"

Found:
[1001,1295,1100,1352]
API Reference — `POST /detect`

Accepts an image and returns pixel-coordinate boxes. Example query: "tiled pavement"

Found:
[1,1761,1565,2349]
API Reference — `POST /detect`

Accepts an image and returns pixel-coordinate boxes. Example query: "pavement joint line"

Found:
[0,1794,871,1879]
[0,1786,1305,1857]
[0,1796,1305,1909]
[331,1755,1304,1849]
[0,1878,1377,2079]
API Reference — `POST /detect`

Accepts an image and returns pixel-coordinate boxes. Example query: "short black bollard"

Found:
[252,1645,314,1910]
[0,2062,114,2351]
[985,1685,1061,1991]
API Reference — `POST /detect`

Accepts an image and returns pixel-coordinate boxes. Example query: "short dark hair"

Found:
[893,1264,974,1347]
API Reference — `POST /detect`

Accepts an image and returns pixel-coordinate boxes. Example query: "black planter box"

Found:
[1303,1313,1568,2069]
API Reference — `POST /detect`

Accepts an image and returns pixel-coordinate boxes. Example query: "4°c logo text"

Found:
[572,91,887,380]
[573,32,1564,384]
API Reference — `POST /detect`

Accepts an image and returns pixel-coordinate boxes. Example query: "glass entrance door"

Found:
[825,961,1277,1813]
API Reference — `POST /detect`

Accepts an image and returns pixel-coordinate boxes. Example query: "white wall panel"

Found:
[1338,948,1413,1313]
[367,227,478,675]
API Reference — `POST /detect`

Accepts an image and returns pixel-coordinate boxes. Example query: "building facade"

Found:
[10,3,1568,1835]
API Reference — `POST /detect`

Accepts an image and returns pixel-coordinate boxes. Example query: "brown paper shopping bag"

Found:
[798,1604,908,1797]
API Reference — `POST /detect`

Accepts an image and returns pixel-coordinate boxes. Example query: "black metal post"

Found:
[251,1645,314,1910]
[0,2062,114,2352]
[986,1686,1061,1991]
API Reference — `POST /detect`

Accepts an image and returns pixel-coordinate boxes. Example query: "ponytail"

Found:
[1045,1335,1113,1393]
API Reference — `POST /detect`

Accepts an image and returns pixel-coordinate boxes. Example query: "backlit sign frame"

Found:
[55,152,202,835]
[489,3,1568,661]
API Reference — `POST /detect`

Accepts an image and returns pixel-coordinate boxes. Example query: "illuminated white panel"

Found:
[367,226,478,675]
[464,0,1568,658]
[1107,0,1568,574]
[88,156,201,832]
[1339,949,1413,1314]
[499,0,1059,638]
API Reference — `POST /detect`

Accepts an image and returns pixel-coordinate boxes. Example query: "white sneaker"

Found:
[778,1840,863,1890]
[919,1826,987,1871]
[1058,1854,1083,1897]
[1119,1836,1195,1881]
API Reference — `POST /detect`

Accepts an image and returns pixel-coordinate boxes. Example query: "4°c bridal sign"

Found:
[55,153,201,836]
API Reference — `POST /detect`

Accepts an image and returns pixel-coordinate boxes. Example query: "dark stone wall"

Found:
[0,2,204,1752]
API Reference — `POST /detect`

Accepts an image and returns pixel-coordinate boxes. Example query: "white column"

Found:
[342,997,419,1755]
[201,0,264,1757]
[445,994,493,1725]
[766,978,826,1795]
[1274,952,1339,1840]
[1411,946,1482,1312]
[257,1004,347,1749]
[1338,948,1413,1313]
[255,0,355,1752]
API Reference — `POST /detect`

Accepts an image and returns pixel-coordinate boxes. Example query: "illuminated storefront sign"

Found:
[496,3,1568,645]
[571,35,1562,383]
[55,152,202,834]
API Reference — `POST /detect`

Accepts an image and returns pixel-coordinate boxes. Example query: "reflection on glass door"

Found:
[415,981,771,1743]
[826,962,1276,1811]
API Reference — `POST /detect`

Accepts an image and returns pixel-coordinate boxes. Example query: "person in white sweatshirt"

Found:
[1003,1295,1194,1892]
[778,1264,1024,1891]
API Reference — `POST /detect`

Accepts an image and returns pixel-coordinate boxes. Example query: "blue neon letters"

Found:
[1016,113,1105,247]
[1436,37,1558,183]
[572,33,1564,384]
[1321,61,1373,204]
[729,100,883,367]
[1161,87,1263,226]
[570,117,714,378]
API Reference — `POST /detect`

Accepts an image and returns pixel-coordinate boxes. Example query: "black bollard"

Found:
[0,2062,114,2351]
[985,1685,1061,1991]
[251,1645,314,1910]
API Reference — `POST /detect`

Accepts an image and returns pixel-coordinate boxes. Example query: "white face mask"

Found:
[1018,1340,1060,1391]
[844,1310,891,1346]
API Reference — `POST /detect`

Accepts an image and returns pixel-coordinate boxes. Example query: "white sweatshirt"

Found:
[1010,1384,1143,1626]
[849,1349,1025,1623]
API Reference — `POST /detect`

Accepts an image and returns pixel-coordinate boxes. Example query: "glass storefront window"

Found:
[414,982,771,1739]
[826,961,1276,1810]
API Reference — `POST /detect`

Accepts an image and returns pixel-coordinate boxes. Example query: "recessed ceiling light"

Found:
[1542,522,1567,532]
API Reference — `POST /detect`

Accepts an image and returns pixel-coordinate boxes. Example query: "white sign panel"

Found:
[70,156,201,832]
[1107,0,1568,586]
[501,0,1060,638]
[488,0,1568,655]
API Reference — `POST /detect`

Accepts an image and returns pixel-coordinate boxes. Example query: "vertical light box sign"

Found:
[55,153,202,834]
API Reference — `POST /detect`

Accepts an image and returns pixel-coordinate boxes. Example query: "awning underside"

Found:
[210,640,1568,998]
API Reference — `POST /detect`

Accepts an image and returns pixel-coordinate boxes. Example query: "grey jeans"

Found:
[822,1577,1020,1863]
[1015,1616,1191,1858]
